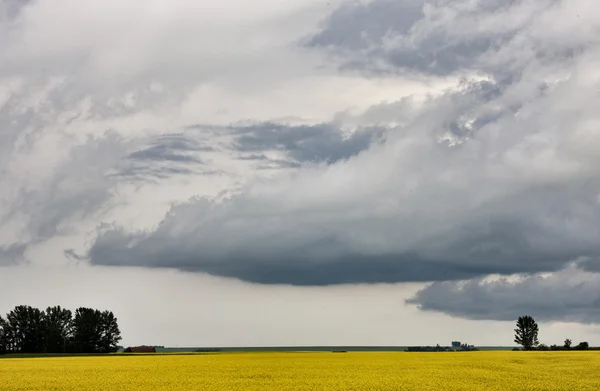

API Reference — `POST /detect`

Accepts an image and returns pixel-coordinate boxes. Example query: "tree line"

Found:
[0,305,121,354]
[514,315,591,351]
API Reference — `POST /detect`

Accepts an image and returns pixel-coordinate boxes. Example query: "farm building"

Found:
[124,346,156,353]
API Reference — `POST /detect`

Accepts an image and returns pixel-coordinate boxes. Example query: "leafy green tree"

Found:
[514,315,539,350]
[43,306,73,353]
[564,339,572,349]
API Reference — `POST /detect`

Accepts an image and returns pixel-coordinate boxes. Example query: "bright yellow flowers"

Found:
[1,351,599,390]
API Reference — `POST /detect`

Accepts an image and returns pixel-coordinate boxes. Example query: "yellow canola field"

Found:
[1,351,600,391]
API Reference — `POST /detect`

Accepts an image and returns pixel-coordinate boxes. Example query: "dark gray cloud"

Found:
[88,239,491,285]
[124,121,379,173]
[85,176,600,285]
[229,122,384,164]
[307,0,568,77]
[117,133,215,180]
[406,265,600,324]
[128,135,208,164]
[183,121,385,169]
[580,257,600,273]
[308,0,425,51]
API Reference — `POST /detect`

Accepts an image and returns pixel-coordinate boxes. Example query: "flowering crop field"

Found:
[1,351,600,390]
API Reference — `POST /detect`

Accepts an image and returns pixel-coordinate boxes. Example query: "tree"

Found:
[564,339,572,349]
[43,306,73,353]
[0,315,8,354]
[98,311,122,353]
[514,315,539,350]
[1,305,121,354]
[575,341,589,350]
[72,308,101,353]
[71,308,121,353]
[6,305,46,353]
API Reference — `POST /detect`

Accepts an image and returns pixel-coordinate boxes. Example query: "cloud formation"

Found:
[3,0,600,336]
[0,0,32,22]
[120,133,214,180]
[307,0,582,78]
[0,243,27,265]
[407,264,600,323]
[83,0,600,287]
[0,0,372,263]
[228,122,384,165]
[0,132,135,266]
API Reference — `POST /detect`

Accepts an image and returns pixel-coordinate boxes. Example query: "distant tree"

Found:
[514,315,539,350]
[564,339,572,349]
[537,344,549,351]
[6,305,46,353]
[575,341,589,351]
[0,315,7,354]
[72,308,102,353]
[1,305,121,355]
[71,308,121,353]
[98,310,122,353]
[43,306,73,353]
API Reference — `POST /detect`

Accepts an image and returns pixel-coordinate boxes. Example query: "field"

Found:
[1,351,600,390]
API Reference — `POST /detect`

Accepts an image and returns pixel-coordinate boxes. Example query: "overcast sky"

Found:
[2,0,600,347]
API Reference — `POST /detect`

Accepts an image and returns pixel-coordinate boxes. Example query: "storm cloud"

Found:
[86,175,600,285]
[3,0,600,334]
[407,264,600,324]
[84,0,600,287]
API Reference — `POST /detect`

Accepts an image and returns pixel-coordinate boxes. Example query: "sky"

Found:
[2,0,600,347]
